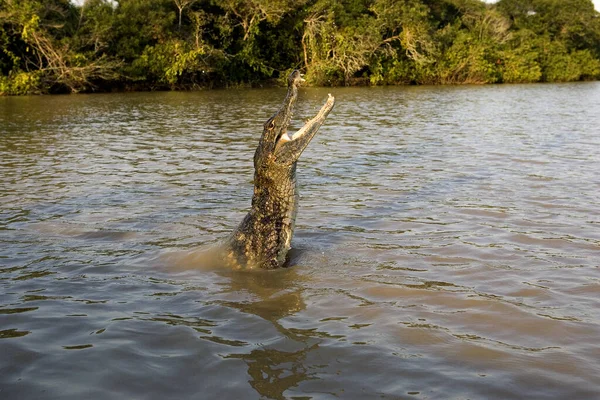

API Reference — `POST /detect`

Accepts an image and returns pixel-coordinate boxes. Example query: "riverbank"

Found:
[3,73,600,97]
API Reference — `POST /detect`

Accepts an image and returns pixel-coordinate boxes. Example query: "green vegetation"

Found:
[1,0,599,94]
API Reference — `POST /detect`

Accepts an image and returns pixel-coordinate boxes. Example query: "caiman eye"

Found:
[264,118,275,130]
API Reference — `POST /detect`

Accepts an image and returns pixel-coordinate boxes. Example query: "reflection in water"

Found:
[214,266,312,398]
[1,84,600,399]
[225,344,318,400]
[152,248,314,398]
[218,267,307,320]
[0,329,30,339]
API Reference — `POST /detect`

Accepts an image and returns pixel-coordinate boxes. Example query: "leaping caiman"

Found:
[223,70,335,269]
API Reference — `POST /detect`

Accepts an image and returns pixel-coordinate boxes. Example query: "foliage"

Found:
[1,0,599,94]
[132,38,223,86]
[0,0,121,93]
[499,38,542,83]
[540,41,600,82]
[0,69,41,95]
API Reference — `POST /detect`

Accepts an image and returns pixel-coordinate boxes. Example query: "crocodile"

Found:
[224,70,335,269]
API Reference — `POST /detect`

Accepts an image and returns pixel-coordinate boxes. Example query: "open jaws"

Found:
[278,93,334,144]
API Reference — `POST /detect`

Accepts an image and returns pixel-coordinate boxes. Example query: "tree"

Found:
[215,0,304,41]
[302,0,394,85]
[0,0,120,94]
[173,0,196,31]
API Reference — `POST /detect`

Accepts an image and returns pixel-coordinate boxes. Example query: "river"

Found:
[1,83,599,399]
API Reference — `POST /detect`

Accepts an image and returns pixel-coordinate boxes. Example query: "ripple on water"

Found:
[1,84,600,399]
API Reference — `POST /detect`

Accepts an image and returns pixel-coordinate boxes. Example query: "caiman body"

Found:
[224,71,335,269]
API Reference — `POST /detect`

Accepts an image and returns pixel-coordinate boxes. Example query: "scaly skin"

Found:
[225,71,335,269]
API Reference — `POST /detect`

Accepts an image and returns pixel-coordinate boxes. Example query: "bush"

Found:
[500,49,542,83]
[542,43,600,82]
[0,70,42,95]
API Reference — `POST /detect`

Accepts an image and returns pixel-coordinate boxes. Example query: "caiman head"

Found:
[254,70,335,173]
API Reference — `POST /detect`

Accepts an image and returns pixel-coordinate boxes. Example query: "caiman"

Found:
[224,70,335,269]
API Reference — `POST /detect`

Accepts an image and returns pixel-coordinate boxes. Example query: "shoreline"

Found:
[2,76,599,97]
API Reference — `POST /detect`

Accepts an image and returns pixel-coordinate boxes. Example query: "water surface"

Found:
[1,83,599,399]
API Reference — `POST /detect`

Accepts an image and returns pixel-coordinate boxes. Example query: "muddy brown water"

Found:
[1,83,599,399]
